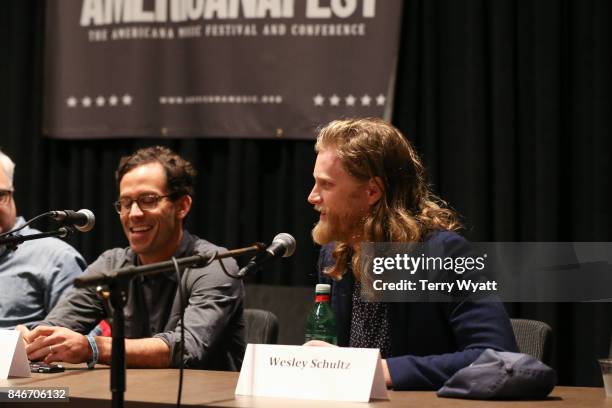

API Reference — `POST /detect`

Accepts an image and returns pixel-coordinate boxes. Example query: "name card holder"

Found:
[236,344,388,402]
[0,329,30,379]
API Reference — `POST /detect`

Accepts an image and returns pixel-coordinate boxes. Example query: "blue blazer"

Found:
[318,230,518,390]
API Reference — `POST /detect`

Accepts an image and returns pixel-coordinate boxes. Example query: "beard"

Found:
[311,206,366,245]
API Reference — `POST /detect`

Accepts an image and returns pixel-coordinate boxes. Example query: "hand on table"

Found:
[15,324,31,349]
[24,326,91,364]
[303,340,338,347]
[303,339,393,387]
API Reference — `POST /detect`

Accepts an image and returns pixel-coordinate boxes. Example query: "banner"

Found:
[43,0,403,139]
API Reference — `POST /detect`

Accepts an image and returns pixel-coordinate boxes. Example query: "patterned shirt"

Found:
[349,279,392,357]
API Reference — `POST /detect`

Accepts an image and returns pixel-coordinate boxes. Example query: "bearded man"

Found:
[305,118,518,390]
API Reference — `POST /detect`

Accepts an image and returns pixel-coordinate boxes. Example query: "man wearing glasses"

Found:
[0,150,86,329]
[17,146,245,370]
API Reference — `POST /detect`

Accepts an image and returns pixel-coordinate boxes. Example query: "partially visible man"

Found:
[306,118,518,390]
[0,150,86,329]
[17,146,245,370]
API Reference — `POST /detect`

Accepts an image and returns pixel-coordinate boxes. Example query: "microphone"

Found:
[50,209,96,232]
[238,233,296,277]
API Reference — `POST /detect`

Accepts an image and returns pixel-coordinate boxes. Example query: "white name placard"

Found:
[0,329,30,379]
[235,344,388,402]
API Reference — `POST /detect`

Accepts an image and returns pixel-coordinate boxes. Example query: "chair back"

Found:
[244,308,279,344]
[244,284,313,344]
[510,318,553,364]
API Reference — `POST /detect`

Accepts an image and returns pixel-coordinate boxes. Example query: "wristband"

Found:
[86,335,98,369]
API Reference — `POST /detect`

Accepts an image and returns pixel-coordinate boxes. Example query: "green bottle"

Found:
[305,284,337,345]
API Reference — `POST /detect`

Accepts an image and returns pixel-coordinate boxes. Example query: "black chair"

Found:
[244,284,313,345]
[244,308,279,344]
[510,318,553,365]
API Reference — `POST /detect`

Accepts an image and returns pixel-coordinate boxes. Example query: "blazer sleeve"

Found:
[384,232,518,390]
[386,297,518,390]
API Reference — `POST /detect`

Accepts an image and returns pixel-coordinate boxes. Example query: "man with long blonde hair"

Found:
[306,118,517,390]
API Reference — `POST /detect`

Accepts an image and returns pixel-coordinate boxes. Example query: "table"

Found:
[1,365,611,407]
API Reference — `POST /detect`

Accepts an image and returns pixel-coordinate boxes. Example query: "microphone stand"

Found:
[73,243,265,408]
[0,227,73,251]
[109,281,126,408]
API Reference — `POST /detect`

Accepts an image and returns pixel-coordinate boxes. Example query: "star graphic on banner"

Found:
[176,97,183,104]
[376,94,386,106]
[159,96,167,104]
[82,96,92,107]
[361,94,371,106]
[109,95,118,106]
[345,95,356,106]
[122,94,132,105]
[330,94,340,106]
[313,94,324,106]
[66,97,77,108]
[95,96,105,107]
[168,97,176,104]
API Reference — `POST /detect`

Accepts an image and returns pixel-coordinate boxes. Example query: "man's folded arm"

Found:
[387,298,518,390]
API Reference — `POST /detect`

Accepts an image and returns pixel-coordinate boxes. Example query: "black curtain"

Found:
[2,0,611,387]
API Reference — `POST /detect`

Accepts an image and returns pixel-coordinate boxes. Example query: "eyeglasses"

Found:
[0,189,13,205]
[113,194,176,214]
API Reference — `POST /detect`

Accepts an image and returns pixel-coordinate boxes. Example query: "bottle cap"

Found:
[315,283,331,294]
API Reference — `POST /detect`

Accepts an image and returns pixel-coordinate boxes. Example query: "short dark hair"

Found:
[116,146,196,197]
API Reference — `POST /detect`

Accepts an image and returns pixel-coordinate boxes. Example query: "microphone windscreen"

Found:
[273,233,296,257]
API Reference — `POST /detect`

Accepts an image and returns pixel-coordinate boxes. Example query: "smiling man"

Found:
[305,118,518,390]
[17,146,245,370]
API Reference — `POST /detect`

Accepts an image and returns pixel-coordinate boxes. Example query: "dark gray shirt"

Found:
[39,231,245,371]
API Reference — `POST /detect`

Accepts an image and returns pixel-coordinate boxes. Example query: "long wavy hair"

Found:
[315,118,462,280]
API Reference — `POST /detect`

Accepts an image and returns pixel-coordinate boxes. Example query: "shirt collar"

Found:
[0,217,27,259]
[13,216,26,230]
[130,230,194,282]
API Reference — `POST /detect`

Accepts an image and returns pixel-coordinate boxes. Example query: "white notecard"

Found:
[236,344,388,402]
[0,329,30,379]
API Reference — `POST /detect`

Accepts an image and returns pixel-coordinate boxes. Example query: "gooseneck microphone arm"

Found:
[0,227,73,250]
[73,243,266,288]
[237,232,296,277]
[0,209,95,251]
